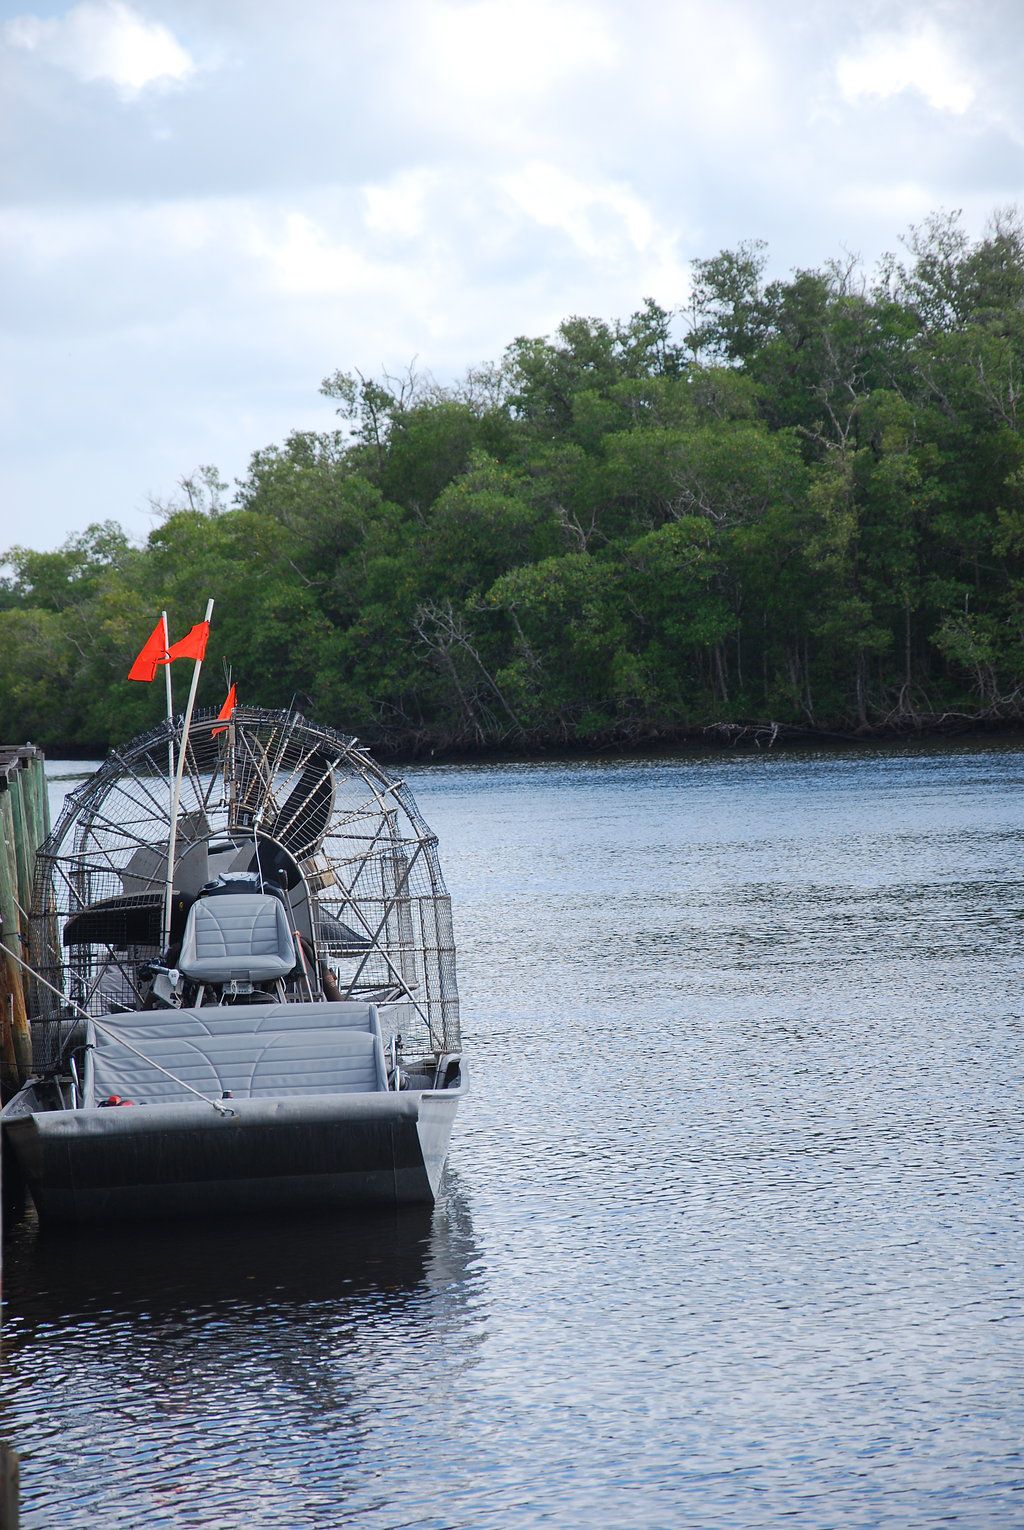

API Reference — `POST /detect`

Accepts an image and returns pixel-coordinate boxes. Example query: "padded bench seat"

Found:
[85,1002,388,1105]
[103,1001,383,1037]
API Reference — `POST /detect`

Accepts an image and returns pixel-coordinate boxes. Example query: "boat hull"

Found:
[3,1086,463,1224]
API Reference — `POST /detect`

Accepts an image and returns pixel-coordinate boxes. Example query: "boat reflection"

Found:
[1,1176,482,1527]
[2,1175,477,1326]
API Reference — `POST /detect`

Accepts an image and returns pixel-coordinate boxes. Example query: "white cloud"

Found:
[5,0,194,97]
[246,211,388,300]
[2,0,1021,550]
[634,1,779,139]
[836,22,976,115]
[363,170,442,242]
[421,0,616,100]
[824,177,936,230]
[241,162,689,319]
[0,199,227,284]
[499,162,686,287]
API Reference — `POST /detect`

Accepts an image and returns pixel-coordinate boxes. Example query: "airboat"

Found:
[1,707,465,1223]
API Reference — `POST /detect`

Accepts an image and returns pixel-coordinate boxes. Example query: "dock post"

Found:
[0,747,50,1096]
[0,1443,19,1529]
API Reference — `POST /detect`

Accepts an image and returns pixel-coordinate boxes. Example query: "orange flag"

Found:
[163,621,210,664]
[128,620,168,682]
[212,683,237,736]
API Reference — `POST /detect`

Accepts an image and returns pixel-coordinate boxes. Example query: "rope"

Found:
[87,1014,236,1118]
[0,937,234,1117]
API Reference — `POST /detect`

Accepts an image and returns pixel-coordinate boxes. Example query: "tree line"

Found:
[3,209,1023,756]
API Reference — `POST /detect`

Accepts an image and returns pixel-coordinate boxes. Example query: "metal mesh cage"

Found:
[29,708,460,1066]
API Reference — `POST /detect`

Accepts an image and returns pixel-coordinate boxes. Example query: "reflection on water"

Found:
[3,741,1024,1527]
[1,1188,481,1528]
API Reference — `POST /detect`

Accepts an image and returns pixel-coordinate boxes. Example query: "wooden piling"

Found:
[0,748,50,1097]
[0,751,51,1503]
[0,1443,18,1530]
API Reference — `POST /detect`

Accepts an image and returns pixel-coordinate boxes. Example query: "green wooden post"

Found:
[8,782,31,943]
[0,750,51,1094]
[0,1442,19,1529]
[0,790,29,1092]
[24,753,57,1007]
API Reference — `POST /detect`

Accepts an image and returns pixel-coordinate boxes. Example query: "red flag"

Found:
[163,621,210,665]
[128,620,168,682]
[212,683,237,737]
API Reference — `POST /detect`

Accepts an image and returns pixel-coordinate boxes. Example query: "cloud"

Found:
[239,165,689,342]
[246,209,394,302]
[499,162,686,286]
[363,169,442,243]
[2,0,1024,551]
[418,0,616,102]
[5,0,194,97]
[836,22,976,115]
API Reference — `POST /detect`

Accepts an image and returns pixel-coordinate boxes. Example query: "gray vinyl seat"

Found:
[177,893,296,983]
[85,1004,389,1103]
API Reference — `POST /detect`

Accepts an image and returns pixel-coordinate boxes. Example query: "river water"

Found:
[1,742,1022,1528]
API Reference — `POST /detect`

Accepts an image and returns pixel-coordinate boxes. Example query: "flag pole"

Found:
[161,609,175,810]
[163,598,214,951]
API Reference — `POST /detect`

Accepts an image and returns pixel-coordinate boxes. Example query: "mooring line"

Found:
[0,938,234,1117]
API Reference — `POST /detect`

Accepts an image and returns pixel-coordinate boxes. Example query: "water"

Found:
[3,742,1023,1527]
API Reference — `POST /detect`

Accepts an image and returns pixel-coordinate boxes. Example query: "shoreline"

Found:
[37,713,1024,768]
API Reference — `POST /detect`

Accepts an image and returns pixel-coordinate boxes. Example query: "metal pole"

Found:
[161,609,175,834]
[162,599,214,950]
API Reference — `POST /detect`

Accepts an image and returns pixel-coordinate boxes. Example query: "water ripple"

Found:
[3,742,1023,1527]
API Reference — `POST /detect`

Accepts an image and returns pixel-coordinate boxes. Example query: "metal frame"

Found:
[29,708,460,1067]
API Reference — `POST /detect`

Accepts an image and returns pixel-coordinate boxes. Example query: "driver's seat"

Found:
[177,887,296,1001]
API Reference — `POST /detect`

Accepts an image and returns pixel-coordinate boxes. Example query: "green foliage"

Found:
[5,211,1024,754]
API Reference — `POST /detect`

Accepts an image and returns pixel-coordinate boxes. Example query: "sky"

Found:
[2,0,1024,553]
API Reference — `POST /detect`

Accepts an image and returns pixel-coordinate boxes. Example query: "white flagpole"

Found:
[162,598,215,950]
[161,609,175,811]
